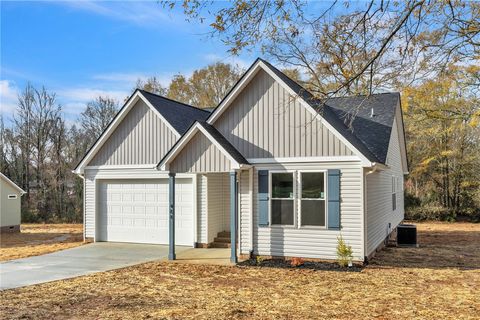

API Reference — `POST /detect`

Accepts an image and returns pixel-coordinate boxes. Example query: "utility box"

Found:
[397,224,417,246]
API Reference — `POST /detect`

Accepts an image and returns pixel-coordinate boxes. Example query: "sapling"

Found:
[336,235,353,268]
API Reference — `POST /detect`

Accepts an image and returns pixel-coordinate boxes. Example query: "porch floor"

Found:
[171,248,238,266]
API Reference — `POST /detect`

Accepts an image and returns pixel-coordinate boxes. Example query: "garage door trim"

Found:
[93,174,197,246]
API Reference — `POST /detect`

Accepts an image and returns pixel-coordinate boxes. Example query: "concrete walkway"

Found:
[0,242,190,290]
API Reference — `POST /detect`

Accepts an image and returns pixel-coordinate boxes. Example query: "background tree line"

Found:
[161,0,480,220]
[1,0,479,223]
[0,62,242,223]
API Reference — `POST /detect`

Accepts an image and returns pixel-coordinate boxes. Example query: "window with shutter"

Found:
[327,169,341,229]
[258,170,269,227]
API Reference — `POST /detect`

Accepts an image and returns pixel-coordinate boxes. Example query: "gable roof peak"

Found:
[138,89,210,114]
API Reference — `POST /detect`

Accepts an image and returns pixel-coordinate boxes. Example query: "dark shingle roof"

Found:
[259,59,400,164]
[197,122,249,165]
[140,90,210,135]
[325,93,400,164]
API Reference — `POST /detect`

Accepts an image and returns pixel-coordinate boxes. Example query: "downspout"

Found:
[249,167,254,256]
[363,165,379,263]
[72,170,86,242]
[79,174,86,242]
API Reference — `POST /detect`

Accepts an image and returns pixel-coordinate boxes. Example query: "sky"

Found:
[0,1,257,126]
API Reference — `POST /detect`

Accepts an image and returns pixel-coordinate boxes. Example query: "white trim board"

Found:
[74,91,181,175]
[158,122,245,171]
[85,164,157,170]
[247,156,362,164]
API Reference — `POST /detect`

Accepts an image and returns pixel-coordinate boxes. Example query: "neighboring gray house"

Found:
[74,58,408,262]
[1,173,26,233]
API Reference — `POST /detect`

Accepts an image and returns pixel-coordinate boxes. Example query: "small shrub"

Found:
[290,257,304,267]
[21,208,40,223]
[255,256,264,266]
[336,235,353,268]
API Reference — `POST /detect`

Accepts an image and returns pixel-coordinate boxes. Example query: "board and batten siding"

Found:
[366,115,405,256]
[84,170,96,238]
[248,161,364,260]
[214,69,354,159]
[169,131,233,173]
[88,100,178,166]
[196,174,208,244]
[206,173,230,243]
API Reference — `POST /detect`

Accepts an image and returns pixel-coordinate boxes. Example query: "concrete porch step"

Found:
[217,231,231,238]
[210,231,231,248]
[213,237,231,243]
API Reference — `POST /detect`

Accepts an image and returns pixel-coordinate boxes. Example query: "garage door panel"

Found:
[97,179,194,246]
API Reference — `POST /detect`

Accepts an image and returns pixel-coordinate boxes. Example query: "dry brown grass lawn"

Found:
[1,222,479,319]
[0,224,83,261]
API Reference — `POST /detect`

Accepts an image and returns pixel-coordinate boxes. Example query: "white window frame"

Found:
[8,194,18,200]
[269,170,296,228]
[298,170,328,229]
[392,175,397,211]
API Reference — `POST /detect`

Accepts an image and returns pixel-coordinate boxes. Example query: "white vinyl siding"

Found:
[366,116,405,256]
[239,169,252,253]
[0,179,22,228]
[249,161,364,261]
[84,170,96,238]
[205,173,231,243]
[88,100,177,166]
[215,69,354,159]
[196,174,208,244]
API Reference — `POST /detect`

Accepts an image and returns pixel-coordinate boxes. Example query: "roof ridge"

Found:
[139,89,210,113]
[260,58,400,101]
[258,58,315,99]
[328,92,400,99]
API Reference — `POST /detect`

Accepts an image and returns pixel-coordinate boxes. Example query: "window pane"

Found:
[271,199,294,225]
[301,200,325,226]
[272,173,293,198]
[301,172,324,199]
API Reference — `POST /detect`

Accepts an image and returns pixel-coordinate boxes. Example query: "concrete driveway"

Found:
[0,242,189,290]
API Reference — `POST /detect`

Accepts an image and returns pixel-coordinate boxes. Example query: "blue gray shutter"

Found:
[258,170,269,227]
[327,169,341,229]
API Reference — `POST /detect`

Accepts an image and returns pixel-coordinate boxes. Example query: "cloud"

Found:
[0,80,19,119]
[92,72,175,88]
[59,1,180,28]
[53,87,130,121]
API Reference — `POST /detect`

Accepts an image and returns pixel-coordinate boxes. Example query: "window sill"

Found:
[268,225,297,229]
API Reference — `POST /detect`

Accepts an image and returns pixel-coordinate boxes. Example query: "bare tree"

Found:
[135,76,167,96]
[13,83,35,202]
[167,62,243,108]
[79,96,119,148]
[29,87,61,220]
[164,1,479,98]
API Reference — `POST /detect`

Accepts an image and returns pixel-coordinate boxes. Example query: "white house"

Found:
[74,58,408,263]
[1,173,26,233]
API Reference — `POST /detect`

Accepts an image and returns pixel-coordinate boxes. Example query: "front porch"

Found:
[159,121,251,263]
[168,171,241,263]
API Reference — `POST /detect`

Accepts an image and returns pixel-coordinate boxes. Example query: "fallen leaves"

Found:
[0,224,83,261]
[0,222,479,319]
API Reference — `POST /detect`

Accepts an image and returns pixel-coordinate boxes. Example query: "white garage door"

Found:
[97,179,194,246]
